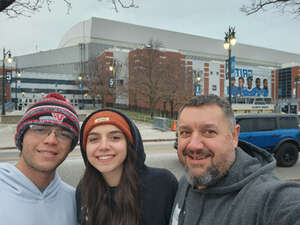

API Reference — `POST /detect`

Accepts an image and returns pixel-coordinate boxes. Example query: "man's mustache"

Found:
[182,149,214,159]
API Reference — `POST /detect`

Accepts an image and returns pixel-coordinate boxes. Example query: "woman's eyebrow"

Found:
[87,132,99,137]
[109,130,124,135]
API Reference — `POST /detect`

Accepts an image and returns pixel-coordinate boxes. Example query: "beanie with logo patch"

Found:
[15,92,80,151]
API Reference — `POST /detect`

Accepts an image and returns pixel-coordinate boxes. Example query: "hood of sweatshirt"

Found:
[79,108,146,171]
[0,163,62,201]
[184,140,276,194]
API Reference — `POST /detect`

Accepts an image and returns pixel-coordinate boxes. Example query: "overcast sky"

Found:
[0,0,299,57]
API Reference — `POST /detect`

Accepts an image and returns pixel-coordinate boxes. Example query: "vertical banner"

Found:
[195,85,200,96]
[225,56,235,80]
[230,56,235,76]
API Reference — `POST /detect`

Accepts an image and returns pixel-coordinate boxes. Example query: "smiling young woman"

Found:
[76,108,178,225]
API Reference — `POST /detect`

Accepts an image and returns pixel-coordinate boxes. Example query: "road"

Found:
[1,141,300,187]
[0,141,175,161]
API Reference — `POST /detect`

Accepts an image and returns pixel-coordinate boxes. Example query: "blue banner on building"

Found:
[230,56,235,75]
[195,85,200,96]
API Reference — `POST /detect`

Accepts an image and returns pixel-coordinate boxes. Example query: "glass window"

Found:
[255,118,276,131]
[236,118,255,132]
[279,116,298,129]
[237,117,276,132]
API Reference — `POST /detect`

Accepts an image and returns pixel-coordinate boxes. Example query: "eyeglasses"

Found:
[28,125,74,143]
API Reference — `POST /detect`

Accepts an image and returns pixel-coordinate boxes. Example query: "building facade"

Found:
[1,17,300,112]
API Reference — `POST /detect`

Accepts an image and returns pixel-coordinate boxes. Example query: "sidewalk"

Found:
[135,121,176,142]
[0,121,176,149]
[0,124,17,148]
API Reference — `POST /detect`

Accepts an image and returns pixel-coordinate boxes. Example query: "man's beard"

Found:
[184,163,221,187]
[183,148,230,188]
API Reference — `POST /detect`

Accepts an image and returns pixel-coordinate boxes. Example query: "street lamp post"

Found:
[109,60,117,107]
[194,76,201,96]
[2,48,12,115]
[21,92,25,111]
[78,75,84,109]
[224,26,237,105]
[15,70,21,110]
[294,75,300,99]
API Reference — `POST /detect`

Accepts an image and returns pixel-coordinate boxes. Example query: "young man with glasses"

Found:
[0,92,80,225]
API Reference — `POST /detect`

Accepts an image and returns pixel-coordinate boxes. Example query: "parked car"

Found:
[236,113,300,167]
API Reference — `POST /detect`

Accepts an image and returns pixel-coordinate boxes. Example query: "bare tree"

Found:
[129,39,164,117]
[241,0,300,16]
[84,55,127,108]
[1,0,138,17]
[160,52,192,118]
[129,39,192,118]
[83,57,114,108]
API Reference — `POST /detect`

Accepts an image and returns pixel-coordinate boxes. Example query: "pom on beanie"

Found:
[81,110,133,151]
[15,92,80,151]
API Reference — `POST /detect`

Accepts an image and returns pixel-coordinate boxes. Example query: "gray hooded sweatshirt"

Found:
[170,141,300,225]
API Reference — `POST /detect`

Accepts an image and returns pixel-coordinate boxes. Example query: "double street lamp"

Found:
[2,48,12,115]
[224,26,237,105]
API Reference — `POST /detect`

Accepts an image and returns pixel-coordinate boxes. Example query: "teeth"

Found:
[195,155,209,160]
[188,153,210,160]
[44,152,53,155]
[40,151,55,155]
[97,156,113,160]
[38,151,54,155]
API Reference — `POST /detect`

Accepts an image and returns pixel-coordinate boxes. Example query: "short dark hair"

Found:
[178,95,236,129]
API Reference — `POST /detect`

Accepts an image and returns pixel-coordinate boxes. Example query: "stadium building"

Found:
[1,17,300,113]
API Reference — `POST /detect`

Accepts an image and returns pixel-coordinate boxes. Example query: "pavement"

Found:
[0,111,176,149]
[0,123,18,148]
[135,121,176,142]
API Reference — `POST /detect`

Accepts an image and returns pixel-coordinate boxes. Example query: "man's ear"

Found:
[232,124,240,149]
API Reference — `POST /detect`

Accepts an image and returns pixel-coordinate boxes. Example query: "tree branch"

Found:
[2,0,71,17]
[1,0,135,18]
[0,0,15,11]
[111,0,138,12]
[241,0,300,16]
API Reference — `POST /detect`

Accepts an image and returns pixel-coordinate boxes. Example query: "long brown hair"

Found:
[81,141,142,225]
